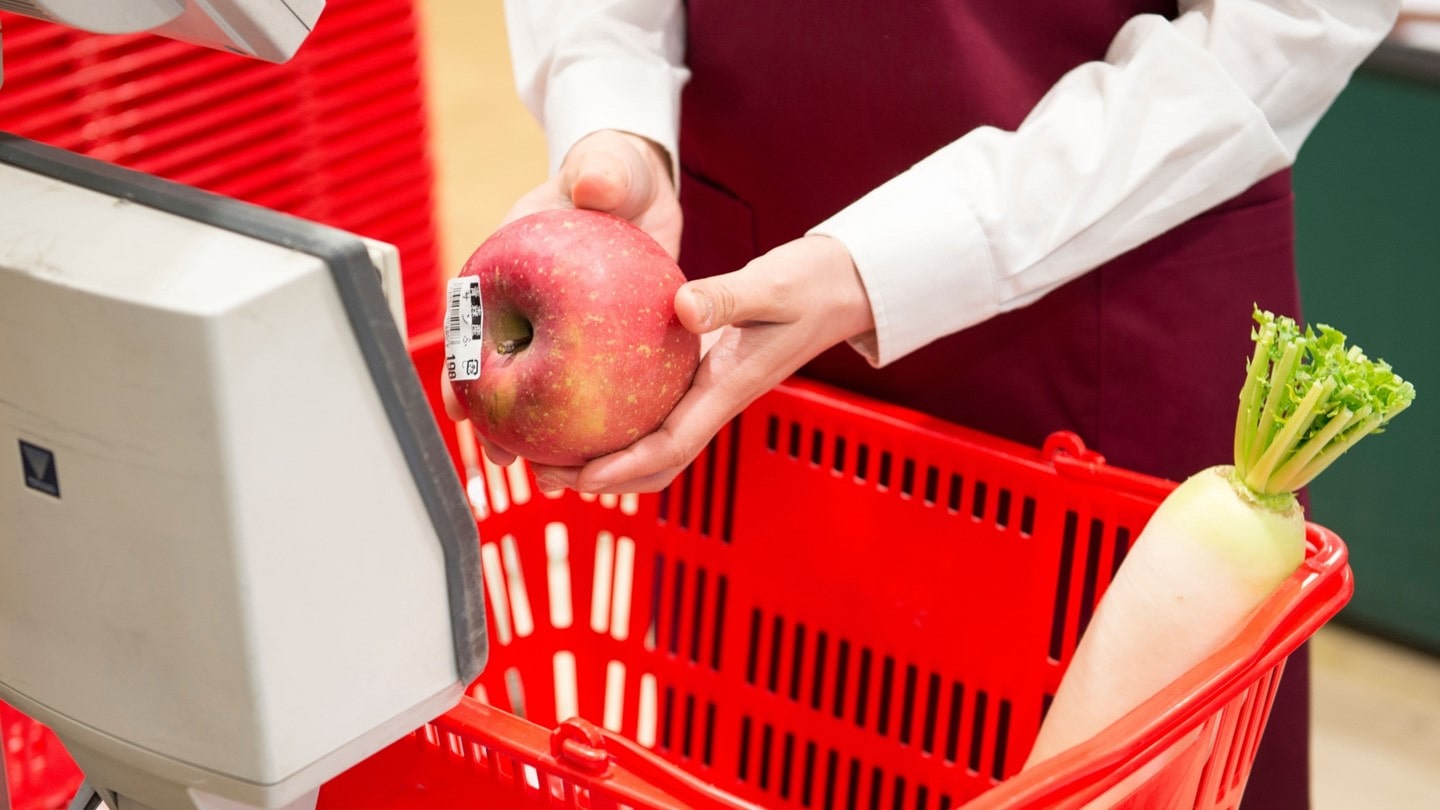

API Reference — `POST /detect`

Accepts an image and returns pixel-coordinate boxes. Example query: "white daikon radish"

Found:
[1025,307,1416,768]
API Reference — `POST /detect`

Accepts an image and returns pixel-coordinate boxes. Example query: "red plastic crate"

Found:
[314,332,1352,810]
[0,0,445,336]
[2,704,79,810]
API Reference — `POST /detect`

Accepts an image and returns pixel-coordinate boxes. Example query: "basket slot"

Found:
[761,413,1042,548]
[546,523,575,630]
[1194,662,1285,807]
[456,419,536,519]
[589,530,636,642]
[654,686,720,769]
[413,720,589,807]
[480,534,535,647]
[1046,511,1137,664]
[648,554,727,672]
[735,718,969,810]
[553,652,577,723]
[658,418,741,541]
[734,606,1020,799]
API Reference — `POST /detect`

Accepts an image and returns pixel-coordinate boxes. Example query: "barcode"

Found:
[446,281,464,340]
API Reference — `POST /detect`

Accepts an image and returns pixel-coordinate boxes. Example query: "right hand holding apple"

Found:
[446,209,700,467]
[531,235,877,494]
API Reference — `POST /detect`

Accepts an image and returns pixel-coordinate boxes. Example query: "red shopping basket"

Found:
[313,331,1352,810]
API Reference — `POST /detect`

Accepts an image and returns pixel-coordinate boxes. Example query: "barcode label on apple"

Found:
[445,276,483,381]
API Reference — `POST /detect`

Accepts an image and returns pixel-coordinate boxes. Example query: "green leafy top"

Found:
[1234,307,1416,495]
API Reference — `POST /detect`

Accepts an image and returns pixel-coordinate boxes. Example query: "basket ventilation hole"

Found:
[946,682,965,763]
[789,623,808,702]
[1020,496,1038,537]
[506,460,532,507]
[876,656,897,736]
[971,481,987,521]
[455,420,490,518]
[1047,511,1081,662]
[505,666,528,720]
[712,575,729,671]
[501,534,535,638]
[856,648,873,728]
[996,488,1012,529]
[603,659,626,732]
[669,561,689,656]
[899,663,920,745]
[545,522,573,630]
[647,554,665,652]
[658,417,738,540]
[1076,518,1108,641]
[483,453,512,516]
[590,530,635,642]
[967,692,989,775]
[921,671,943,754]
[480,541,512,645]
[552,652,577,724]
[993,698,1013,782]
[637,672,659,748]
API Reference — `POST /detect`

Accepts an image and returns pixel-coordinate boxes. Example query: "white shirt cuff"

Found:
[542,57,687,180]
[809,163,997,368]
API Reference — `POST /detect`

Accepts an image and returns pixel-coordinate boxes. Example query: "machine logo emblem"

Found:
[19,440,60,497]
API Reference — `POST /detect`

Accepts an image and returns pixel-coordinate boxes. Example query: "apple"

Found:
[448,209,701,466]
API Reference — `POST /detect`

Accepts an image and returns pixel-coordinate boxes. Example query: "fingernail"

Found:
[535,474,565,493]
[689,288,713,329]
[577,480,608,494]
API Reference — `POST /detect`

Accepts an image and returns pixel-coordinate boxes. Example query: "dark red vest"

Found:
[677,2,1308,806]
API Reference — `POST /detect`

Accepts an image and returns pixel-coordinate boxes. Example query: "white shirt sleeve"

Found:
[504,2,1399,368]
[810,0,1401,366]
[502,0,688,177]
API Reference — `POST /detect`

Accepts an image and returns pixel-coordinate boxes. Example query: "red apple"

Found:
[448,209,700,466]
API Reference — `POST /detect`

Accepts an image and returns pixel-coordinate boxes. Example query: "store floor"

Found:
[413,3,1440,807]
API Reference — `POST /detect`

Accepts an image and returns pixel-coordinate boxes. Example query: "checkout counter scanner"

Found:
[0,132,488,808]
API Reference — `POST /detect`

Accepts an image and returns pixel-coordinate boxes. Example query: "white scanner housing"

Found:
[0,0,323,65]
[0,135,487,810]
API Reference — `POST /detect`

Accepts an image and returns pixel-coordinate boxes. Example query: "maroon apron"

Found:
[677,2,1309,807]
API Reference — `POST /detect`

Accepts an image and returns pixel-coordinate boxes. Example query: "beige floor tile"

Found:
[1312,625,1440,809]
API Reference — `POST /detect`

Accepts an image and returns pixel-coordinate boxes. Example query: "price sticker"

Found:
[444,276,482,381]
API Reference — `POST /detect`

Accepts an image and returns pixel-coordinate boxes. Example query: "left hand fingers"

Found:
[567,347,761,494]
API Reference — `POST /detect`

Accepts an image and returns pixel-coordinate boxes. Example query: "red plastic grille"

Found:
[0,0,444,334]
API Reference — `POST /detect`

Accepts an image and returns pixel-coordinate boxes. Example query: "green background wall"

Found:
[1293,45,1440,654]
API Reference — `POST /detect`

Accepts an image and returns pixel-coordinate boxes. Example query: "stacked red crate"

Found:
[0,0,444,334]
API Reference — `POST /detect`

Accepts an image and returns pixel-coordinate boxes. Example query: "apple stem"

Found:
[497,337,531,355]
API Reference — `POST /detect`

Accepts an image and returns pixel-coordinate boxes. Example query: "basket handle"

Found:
[550,718,610,774]
[1042,431,1177,501]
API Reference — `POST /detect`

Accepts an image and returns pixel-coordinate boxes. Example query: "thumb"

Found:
[676,264,789,334]
[561,137,658,221]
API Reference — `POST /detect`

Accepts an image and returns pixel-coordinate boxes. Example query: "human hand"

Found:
[504,128,681,257]
[528,234,876,494]
[441,128,682,463]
